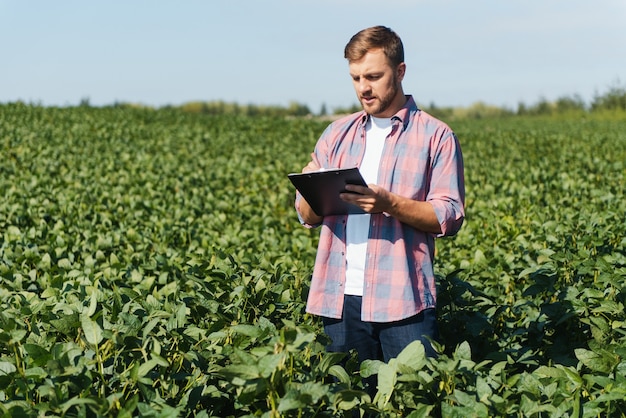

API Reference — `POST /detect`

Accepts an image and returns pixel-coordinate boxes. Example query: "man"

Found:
[295,25,465,376]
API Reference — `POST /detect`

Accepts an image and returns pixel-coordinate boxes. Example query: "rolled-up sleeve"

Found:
[427,131,465,237]
[294,191,321,228]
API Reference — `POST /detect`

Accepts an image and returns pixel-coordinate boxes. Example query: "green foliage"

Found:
[95,82,626,119]
[331,104,363,115]
[424,84,626,120]
[1,103,625,416]
[516,95,587,117]
[591,81,626,112]
[425,101,515,121]
[176,100,312,117]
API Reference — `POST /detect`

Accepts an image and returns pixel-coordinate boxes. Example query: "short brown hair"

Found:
[344,26,404,67]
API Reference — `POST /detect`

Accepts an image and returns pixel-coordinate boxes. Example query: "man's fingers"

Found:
[302,160,320,173]
[344,184,371,195]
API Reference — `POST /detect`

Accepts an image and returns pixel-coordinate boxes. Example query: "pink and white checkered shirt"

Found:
[295,96,465,322]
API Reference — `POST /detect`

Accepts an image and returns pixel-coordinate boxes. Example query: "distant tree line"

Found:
[169,100,312,117]
[165,82,626,119]
[63,81,625,119]
[423,82,626,120]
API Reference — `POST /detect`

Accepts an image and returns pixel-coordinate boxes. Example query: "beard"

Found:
[359,76,399,117]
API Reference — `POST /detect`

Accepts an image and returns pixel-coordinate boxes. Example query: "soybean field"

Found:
[1,103,626,417]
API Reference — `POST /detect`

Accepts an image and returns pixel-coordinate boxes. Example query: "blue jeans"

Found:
[322,295,439,363]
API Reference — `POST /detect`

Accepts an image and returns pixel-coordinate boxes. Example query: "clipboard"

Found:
[288,167,367,216]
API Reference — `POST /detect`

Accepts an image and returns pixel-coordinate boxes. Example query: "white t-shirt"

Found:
[344,116,392,295]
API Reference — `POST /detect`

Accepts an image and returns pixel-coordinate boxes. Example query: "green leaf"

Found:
[86,290,98,317]
[453,341,472,360]
[220,364,261,381]
[396,339,426,371]
[137,358,161,378]
[50,313,80,334]
[374,360,397,408]
[23,344,51,367]
[333,389,371,411]
[0,361,17,375]
[258,353,285,378]
[81,314,103,346]
[476,376,493,403]
[317,351,346,373]
[60,397,101,415]
[557,365,583,387]
[278,394,305,412]
[230,324,262,338]
[24,366,47,379]
[360,359,383,378]
[406,405,436,417]
[533,365,565,379]
[328,364,351,385]
[575,348,618,373]
[452,389,476,407]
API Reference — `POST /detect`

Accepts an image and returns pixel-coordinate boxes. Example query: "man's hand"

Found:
[302,160,321,173]
[341,184,442,234]
[297,159,324,225]
[340,184,390,214]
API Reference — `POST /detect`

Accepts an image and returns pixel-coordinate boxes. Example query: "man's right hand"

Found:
[302,160,321,173]
[298,159,324,225]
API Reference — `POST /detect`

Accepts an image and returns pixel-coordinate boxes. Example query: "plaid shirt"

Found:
[295,96,465,322]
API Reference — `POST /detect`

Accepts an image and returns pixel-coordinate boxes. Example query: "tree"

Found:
[591,82,626,111]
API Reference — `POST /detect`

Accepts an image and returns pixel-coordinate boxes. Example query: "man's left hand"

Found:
[340,184,442,234]
[340,184,391,214]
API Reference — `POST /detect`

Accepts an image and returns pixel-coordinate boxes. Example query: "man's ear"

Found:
[397,62,406,81]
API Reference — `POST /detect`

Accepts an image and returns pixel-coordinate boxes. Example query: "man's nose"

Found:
[357,79,370,93]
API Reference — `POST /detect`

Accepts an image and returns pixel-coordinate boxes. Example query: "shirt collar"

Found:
[358,95,418,131]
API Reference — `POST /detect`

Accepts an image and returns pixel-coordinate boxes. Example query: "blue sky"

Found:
[2,0,625,113]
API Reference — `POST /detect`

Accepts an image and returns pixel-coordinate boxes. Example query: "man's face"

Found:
[349,48,405,118]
